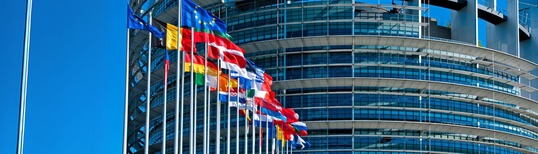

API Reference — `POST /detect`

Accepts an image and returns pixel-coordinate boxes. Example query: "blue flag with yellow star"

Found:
[127,6,165,38]
[181,0,227,34]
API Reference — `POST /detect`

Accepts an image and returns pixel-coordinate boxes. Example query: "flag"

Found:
[253,114,273,127]
[127,6,164,38]
[184,53,219,76]
[246,90,255,98]
[281,108,299,123]
[206,43,248,79]
[207,74,218,89]
[260,107,286,122]
[232,76,252,90]
[208,43,247,68]
[166,23,179,51]
[293,135,310,149]
[151,19,167,48]
[247,59,264,83]
[151,19,193,52]
[293,123,308,136]
[276,126,286,147]
[219,89,249,104]
[164,50,170,88]
[181,0,227,34]
[239,109,251,122]
[195,73,205,86]
[180,28,241,53]
[209,73,238,91]
[218,91,235,103]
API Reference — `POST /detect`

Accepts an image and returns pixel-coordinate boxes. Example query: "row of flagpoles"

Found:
[125,0,310,154]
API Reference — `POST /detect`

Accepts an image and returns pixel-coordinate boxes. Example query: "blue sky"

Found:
[0,0,125,153]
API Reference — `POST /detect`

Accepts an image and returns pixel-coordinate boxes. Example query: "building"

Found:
[126,0,538,153]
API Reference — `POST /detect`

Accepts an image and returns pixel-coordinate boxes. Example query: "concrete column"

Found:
[451,0,478,45]
[486,0,519,56]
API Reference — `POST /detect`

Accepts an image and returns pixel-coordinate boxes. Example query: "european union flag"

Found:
[181,0,227,34]
[127,6,165,38]
[127,6,146,30]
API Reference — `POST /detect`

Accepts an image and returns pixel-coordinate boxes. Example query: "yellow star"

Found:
[195,15,198,19]
[204,22,207,25]
[199,20,202,24]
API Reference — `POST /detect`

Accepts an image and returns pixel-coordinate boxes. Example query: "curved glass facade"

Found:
[126,0,538,153]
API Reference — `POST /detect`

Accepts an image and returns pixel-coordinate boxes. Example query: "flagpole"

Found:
[207,81,212,154]
[17,0,32,154]
[259,107,262,154]
[122,8,130,154]
[179,51,185,154]
[216,59,221,154]
[236,82,240,154]
[150,15,168,154]
[203,43,208,154]
[265,115,269,154]
[206,46,212,154]
[144,11,154,154]
[252,104,255,154]
[174,50,182,154]
[206,82,210,153]
[174,0,182,153]
[189,26,195,154]
[244,107,248,154]
[194,82,198,154]
[226,72,231,154]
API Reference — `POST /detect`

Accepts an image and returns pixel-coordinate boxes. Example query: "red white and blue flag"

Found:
[164,50,170,88]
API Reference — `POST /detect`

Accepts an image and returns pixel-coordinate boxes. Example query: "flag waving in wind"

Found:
[164,50,170,88]
[127,6,164,38]
[181,0,227,34]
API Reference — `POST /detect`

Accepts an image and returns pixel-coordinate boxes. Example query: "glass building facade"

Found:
[126,0,538,153]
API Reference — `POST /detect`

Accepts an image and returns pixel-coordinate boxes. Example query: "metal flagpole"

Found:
[227,73,231,154]
[153,15,168,154]
[122,7,130,154]
[265,115,269,154]
[216,59,221,154]
[144,11,154,154]
[244,106,248,154]
[203,43,208,154]
[207,80,212,154]
[252,104,255,154]
[17,0,32,154]
[206,45,212,154]
[179,50,186,154]
[206,82,210,153]
[189,26,195,154]
[235,83,240,154]
[174,0,182,153]
[259,107,262,154]
[194,82,198,153]
[174,51,182,154]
